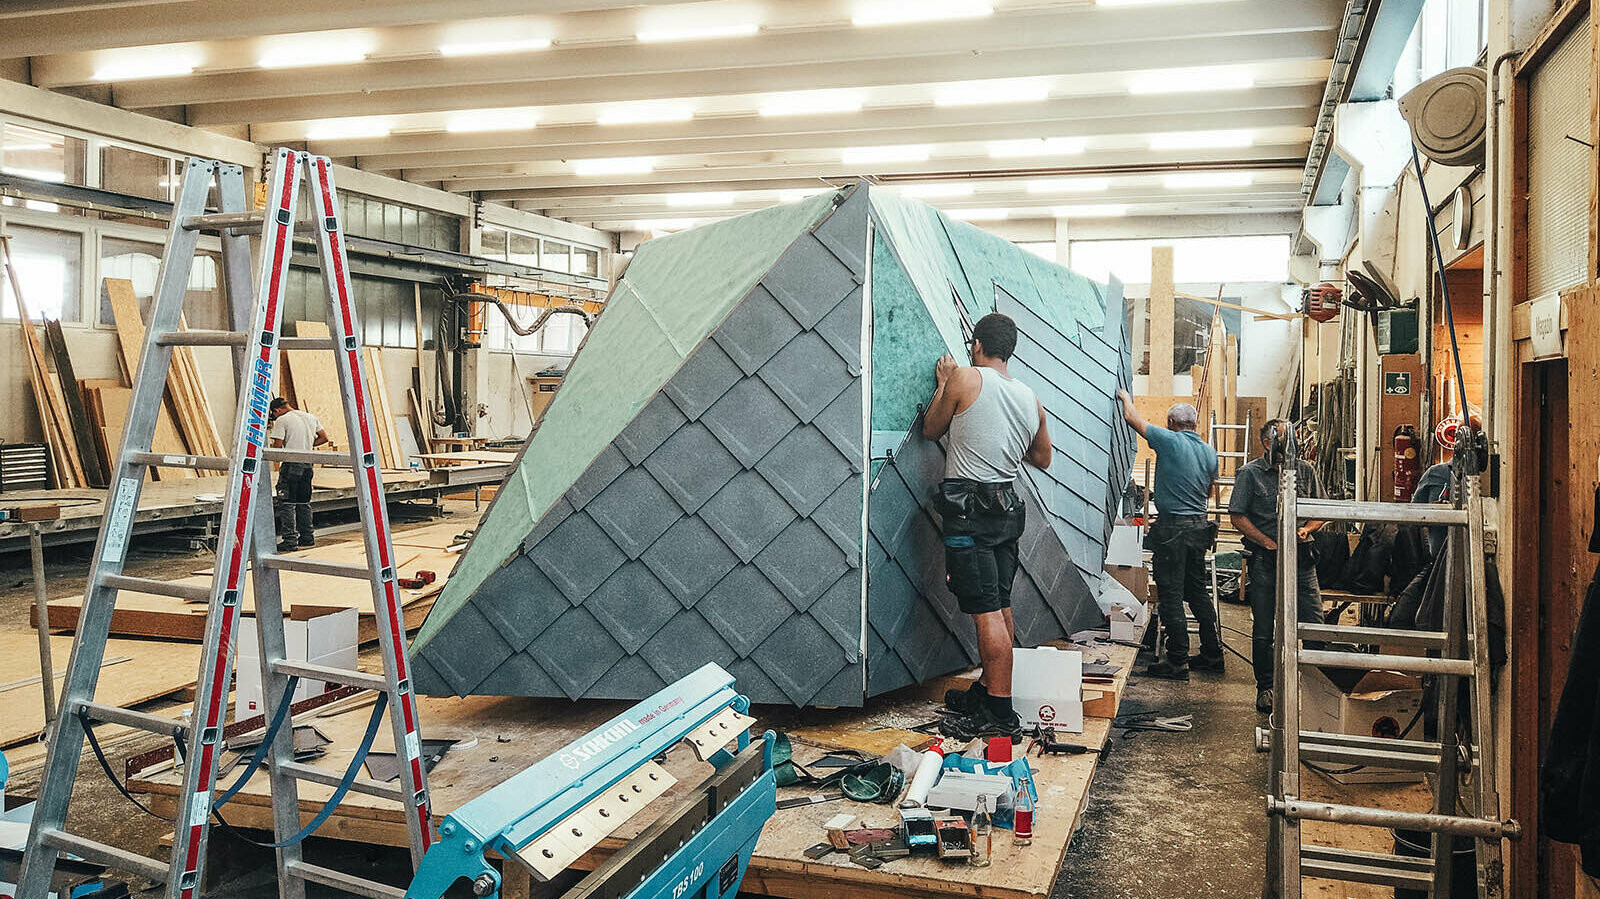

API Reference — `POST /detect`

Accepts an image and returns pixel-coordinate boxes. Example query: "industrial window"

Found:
[1068,235,1292,284]
[573,246,600,277]
[2,224,83,323]
[1393,0,1489,98]
[480,227,508,260]
[337,193,461,253]
[99,144,172,201]
[98,236,224,329]
[0,124,87,186]
[540,240,570,273]
[1525,19,1591,298]
[508,232,539,267]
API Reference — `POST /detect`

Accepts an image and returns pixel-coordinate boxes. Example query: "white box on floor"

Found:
[1301,666,1425,785]
[1105,523,1144,567]
[1011,646,1083,732]
[1097,571,1149,642]
[235,608,358,716]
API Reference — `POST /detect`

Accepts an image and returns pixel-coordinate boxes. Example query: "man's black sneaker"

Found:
[943,682,986,715]
[298,537,316,547]
[1187,653,1226,673]
[277,541,299,553]
[1144,659,1190,681]
[938,707,1022,741]
[1256,688,1273,713]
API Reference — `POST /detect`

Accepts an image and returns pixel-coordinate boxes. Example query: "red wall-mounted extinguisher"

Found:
[1393,425,1420,501]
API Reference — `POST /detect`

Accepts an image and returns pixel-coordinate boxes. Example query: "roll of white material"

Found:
[902,744,946,808]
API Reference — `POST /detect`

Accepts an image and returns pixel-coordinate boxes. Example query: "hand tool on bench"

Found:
[406,663,777,899]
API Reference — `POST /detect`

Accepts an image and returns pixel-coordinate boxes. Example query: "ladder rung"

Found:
[1299,845,1434,890]
[1268,796,1518,839]
[183,210,268,232]
[272,660,388,692]
[1294,498,1469,526]
[1299,731,1445,772]
[286,860,406,899]
[1298,648,1474,677]
[156,330,334,350]
[263,448,354,468]
[76,700,188,738]
[260,554,372,579]
[100,574,212,603]
[1298,623,1448,649]
[279,761,406,803]
[127,451,232,471]
[38,830,169,883]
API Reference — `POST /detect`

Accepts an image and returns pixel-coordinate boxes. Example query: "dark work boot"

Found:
[1188,652,1226,673]
[1144,659,1190,681]
[943,681,988,715]
[938,704,1022,741]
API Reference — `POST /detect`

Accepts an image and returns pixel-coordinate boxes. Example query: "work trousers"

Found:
[1246,546,1321,691]
[274,463,314,546]
[1148,517,1221,662]
[938,479,1025,615]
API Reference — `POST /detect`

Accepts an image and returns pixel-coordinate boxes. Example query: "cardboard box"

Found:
[235,608,358,715]
[1106,564,1148,602]
[1096,571,1149,642]
[1082,686,1118,719]
[1011,646,1083,732]
[1301,666,1425,785]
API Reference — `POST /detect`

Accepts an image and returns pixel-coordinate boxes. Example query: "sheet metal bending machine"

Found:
[407,664,776,899]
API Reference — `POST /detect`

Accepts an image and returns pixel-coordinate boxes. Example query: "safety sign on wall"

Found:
[1383,372,1411,396]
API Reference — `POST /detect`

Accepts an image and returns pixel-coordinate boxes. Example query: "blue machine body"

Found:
[407,663,776,899]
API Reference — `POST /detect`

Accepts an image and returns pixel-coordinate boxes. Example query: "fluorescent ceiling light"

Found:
[637,23,759,42]
[777,188,829,203]
[1099,0,1246,5]
[1053,204,1128,217]
[987,137,1086,158]
[1149,129,1254,150]
[759,92,863,117]
[935,79,1050,107]
[258,37,370,69]
[304,119,391,140]
[842,145,931,164]
[446,110,538,133]
[634,219,695,232]
[1163,172,1253,189]
[438,37,551,56]
[666,192,736,208]
[92,55,197,81]
[597,103,694,125]
[2,142,55,152]
[898,183,974,198]
[1026,177,1111,194]
[853,0,994,26]
[947,208,1009,221]
[1129,68,1254,94]
[573,157,655,176]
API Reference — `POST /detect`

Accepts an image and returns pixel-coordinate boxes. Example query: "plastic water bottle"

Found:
[969,795,993,867]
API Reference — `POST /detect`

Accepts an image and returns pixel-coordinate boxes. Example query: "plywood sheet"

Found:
[1,631,202,747]
[282,321,349,451]
[104,278,193,479]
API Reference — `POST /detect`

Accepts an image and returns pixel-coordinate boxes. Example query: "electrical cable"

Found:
[1410,143,1479,475]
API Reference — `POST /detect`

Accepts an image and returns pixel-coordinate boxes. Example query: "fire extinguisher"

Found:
[1393,425,1420,501]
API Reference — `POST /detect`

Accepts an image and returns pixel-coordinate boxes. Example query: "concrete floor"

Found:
[4,519,1276,899]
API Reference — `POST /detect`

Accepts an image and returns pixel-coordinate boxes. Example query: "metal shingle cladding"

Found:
[414,183,1135,706]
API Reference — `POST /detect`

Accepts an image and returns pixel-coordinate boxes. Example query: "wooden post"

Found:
[1149,246,1176,395]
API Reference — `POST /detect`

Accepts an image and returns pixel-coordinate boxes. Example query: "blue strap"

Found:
[213,675,300,811]
[256,693,389,848]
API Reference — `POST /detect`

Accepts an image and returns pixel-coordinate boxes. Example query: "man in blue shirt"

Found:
[1117,390,1221,680]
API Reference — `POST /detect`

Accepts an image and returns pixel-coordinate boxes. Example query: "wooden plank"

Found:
[1,631,201,748]
[365,347,405,469]
[1148,246,1175,395]
[6,238,84,487]
[282,320,349,451]
[103,277,194,479]
[43,321,104,486]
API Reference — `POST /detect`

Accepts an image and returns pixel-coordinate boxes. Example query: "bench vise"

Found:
[406,663,776,899]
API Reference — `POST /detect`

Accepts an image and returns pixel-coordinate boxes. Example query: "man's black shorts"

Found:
[937,478,1026,615]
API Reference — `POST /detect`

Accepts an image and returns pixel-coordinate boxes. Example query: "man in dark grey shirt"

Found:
[1228,419,1324,713]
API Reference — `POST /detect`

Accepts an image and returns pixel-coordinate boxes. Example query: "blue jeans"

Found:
[1246,545,1321,690]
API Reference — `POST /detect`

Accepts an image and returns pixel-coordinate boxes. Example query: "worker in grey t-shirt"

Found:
[921,312,1052,740]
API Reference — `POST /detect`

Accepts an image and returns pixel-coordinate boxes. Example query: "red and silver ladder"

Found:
[19,148,432,899]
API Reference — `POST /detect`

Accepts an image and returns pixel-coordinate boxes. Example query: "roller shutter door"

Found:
[1525,15,1592,299]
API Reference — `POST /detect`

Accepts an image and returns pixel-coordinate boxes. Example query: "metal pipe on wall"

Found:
[1482,49,1523,453]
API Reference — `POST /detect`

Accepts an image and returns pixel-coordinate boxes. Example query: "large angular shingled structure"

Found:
[410,184,1135,707]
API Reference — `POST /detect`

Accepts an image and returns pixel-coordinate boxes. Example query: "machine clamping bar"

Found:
[406,663,776,899]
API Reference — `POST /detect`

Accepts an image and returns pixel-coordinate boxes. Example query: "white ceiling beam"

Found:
[174,32,1333,126]
[332,84,1322,169]
[442,140,1312,193]
[0,0,684,57]
[597,200,1307,233]
[107,2,1335,110]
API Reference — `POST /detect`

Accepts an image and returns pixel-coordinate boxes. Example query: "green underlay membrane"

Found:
[868,231,956,437]
[413,188,845,651]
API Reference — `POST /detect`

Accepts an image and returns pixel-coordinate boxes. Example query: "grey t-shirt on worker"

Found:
[945,367,1039,483]
[1144,425,1217,516]
[1229,456,1323,548]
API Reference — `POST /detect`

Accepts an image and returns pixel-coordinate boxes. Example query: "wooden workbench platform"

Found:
[131,640,1140,899]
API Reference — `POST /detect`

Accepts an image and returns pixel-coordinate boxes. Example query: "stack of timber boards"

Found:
[8,242,93,488]
[280,321,411,470]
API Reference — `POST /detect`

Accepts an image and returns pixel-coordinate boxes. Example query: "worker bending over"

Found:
[922,313,1052,740]
[1228,419,1323,713]
[269,397,330,552]
[1116,391,1222,680]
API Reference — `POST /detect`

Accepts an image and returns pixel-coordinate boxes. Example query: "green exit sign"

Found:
[1384,372,1411,396]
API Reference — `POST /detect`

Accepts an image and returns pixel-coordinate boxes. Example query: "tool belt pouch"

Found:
[935,479,1020,520]
[279,461,312,482]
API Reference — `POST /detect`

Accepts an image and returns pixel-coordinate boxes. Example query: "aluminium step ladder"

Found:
[1208,409,1253,485]
[1260,446,1519,898]
[19,149,432,899]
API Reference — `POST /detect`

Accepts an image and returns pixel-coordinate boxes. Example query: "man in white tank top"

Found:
[921,313,1052,740]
